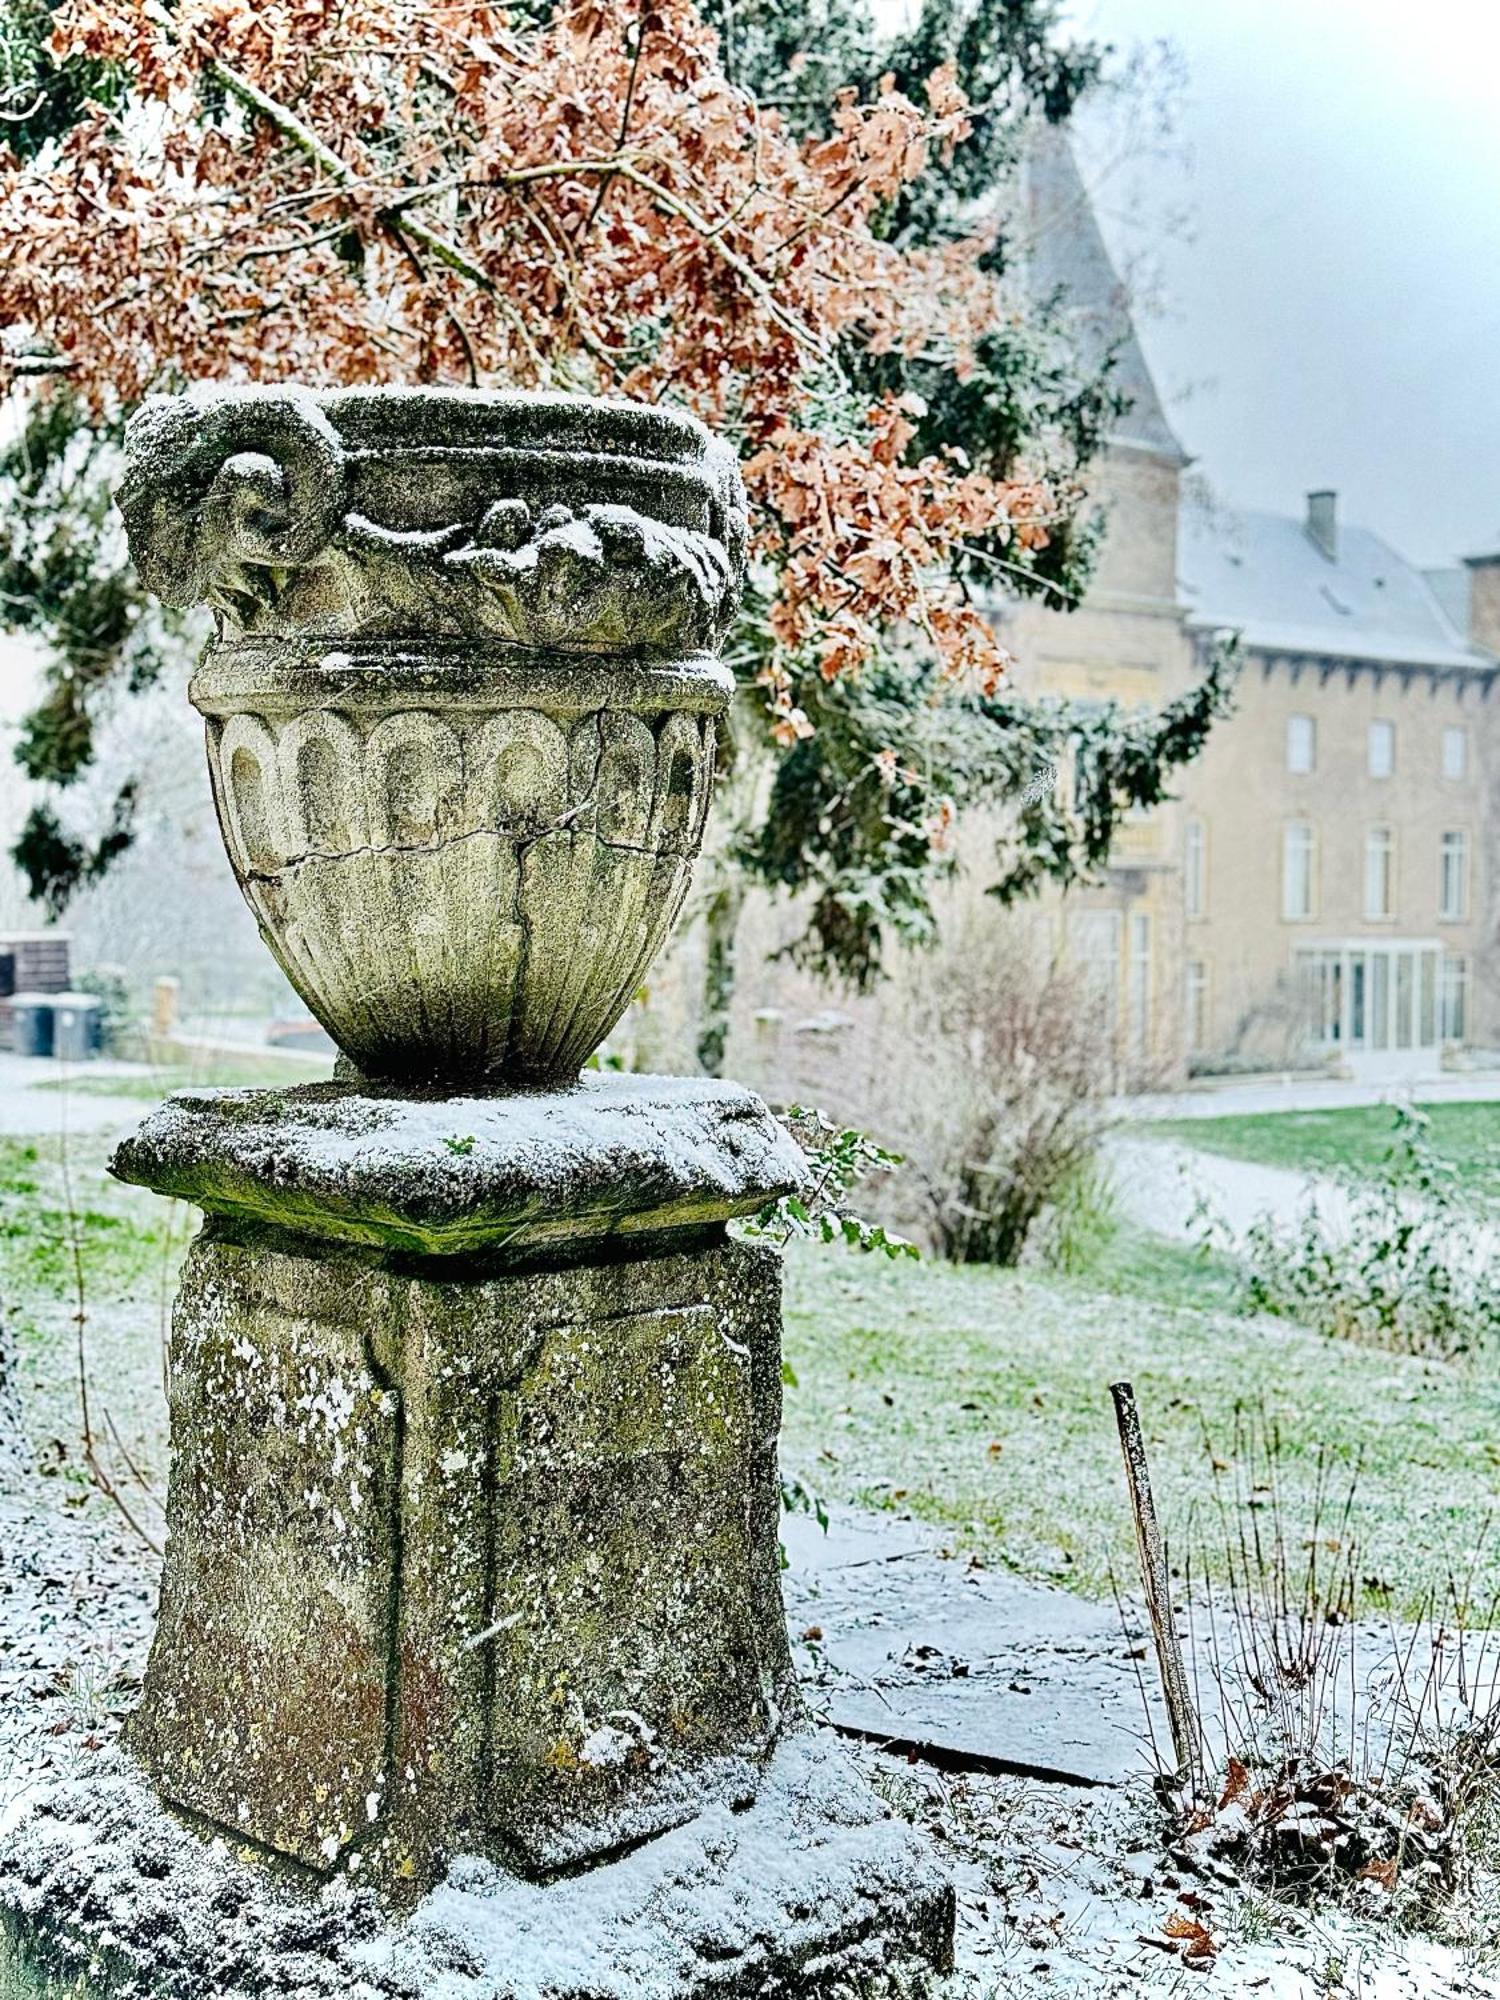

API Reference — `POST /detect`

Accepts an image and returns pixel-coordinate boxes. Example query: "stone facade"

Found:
[993,442,1197,1084]
[1178,633,1499,1070]
[978,138,1500,1086]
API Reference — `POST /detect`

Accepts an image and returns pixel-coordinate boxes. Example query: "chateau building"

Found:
[1178,502,1498,1076]
[998,134,1499,1082]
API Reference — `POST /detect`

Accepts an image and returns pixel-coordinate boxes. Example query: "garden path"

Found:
[1103,1133,1354,1248]
[1121,1069,1500,1122]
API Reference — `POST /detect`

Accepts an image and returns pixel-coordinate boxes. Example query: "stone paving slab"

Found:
[781,1510,1165,1789]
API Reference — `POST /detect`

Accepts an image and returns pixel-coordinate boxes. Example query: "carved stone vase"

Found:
[114,385,746,1086]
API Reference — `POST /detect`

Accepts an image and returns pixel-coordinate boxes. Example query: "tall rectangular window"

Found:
[1068,909,1121,1026]
[1286,714,1316,774]
[1186,959,1209,1053]
[1184,818,1206,919]
[1442,955,1469,1041]
[1129,911,1152,1056]
[1283,822,1315,921]
[1443,726,1468,781]
[1364,826,1394,919]
[1295,950,1345,1047]
[1440,830,1469,921]
[1368,720,1395,778]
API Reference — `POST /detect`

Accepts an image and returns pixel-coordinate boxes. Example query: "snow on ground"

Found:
[886,1754,1499,1998]
[4,1452,1499,1998]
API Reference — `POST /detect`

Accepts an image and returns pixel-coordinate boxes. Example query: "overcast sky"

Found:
[1058,0,1500,568]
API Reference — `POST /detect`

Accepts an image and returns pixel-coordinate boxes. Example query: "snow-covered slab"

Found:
[785,1509,1164,1789]
[109,1072,805,1256]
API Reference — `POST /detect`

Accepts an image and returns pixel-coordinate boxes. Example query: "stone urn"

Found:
[115,386,746,1086]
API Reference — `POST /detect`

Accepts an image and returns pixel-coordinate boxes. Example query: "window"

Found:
[1443,726,1468,781]
[1286,714,1316,774]
[1283,822,1315,921]
[1440,830,1469,922]
[1364,826,1394,919]
[1184,818,1206,919]
[1297,950,1345,1048]
[1068,909,1121,1025]
[1442,955,1470,1041]
[1186,960,1209,1053]
[1129,911,1151,1056]
[1368,720,1395,778]
[1420,952,1438,1047]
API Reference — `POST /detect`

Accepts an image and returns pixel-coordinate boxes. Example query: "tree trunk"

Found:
[696,872,747,1078]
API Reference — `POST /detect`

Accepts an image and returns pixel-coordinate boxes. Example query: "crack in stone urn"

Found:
[115,384,748,1087]
[0,386,953,2000]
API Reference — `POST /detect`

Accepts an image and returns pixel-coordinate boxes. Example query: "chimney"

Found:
[1463,552,1500,657]
[1305,489,1338,562]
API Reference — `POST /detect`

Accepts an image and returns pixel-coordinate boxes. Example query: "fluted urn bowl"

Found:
[116,386,747,1086]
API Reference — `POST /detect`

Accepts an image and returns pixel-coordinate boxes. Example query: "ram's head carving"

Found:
[116,388,347,619]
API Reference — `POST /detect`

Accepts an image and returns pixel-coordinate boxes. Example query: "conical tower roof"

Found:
[1026,125,1186,466]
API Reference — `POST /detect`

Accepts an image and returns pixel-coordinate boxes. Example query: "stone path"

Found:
[782,1509,1165,1789]
[1105,1129,1500,1281]
[1106,1071,1500,1253]
[1120,1068,1500,1122]
[1103,1131,1353,1248]
[0,1053,150,1138]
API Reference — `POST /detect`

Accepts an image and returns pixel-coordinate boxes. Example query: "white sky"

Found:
[1065,0,1500,568]
[880,0,1500,569]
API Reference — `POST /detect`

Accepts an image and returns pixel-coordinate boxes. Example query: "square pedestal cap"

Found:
[109,1072,806,1258]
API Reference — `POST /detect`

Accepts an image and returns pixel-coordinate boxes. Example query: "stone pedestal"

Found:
[0,1076,953,1996]
[108,1077,803,1886]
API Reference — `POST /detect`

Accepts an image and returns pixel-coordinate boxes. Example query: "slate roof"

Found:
[1178,503,1492,671]
[1026,127,1186,465]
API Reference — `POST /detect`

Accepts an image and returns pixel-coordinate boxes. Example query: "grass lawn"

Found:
[6,1121,1500,1624]
[782,1223,1500,1622]
[1147,1099,1500,1201]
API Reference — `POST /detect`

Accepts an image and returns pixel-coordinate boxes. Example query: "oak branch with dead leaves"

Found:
[0,0,1067,727]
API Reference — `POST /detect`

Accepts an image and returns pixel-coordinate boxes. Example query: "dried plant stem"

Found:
[56,1078,163,1558]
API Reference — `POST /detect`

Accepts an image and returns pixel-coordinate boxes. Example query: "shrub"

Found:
[1237,1106,1500,1359]
[865,914,1118,1264]
[1151,1411,1500,1937]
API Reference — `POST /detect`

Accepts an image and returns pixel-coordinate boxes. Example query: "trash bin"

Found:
[51,992,102,1062]
[10,993,56,1059]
